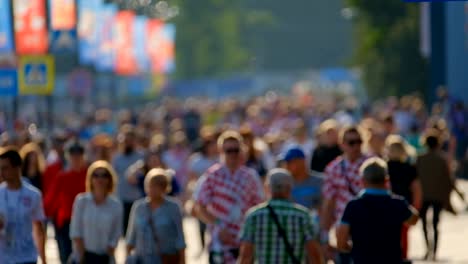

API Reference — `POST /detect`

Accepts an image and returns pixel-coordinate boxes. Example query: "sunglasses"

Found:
[92,172,110,179]
[346,139,363,146]
[224,148,241,154]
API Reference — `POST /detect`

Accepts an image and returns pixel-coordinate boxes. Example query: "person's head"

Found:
[360,157,388,188]
[381,114,395,135]
[169,131,188,150]
[118,124,137,154]
[66,141,86,169]
[217,130,245,170]
[51,130,68,156]
[91,133,114,161]
[424,130,440,151]
[86,160,118,196]
[240,126,255,148]
[145,148,166,171]
[339,126,363,159]
[0,147,22,183]
[317,119,339,146]
[385,135,408,162]
[267,168,294,199]
[279,147,307,178]
[200,135,218,157]
[144,168,173,199]
[19,142,46,175]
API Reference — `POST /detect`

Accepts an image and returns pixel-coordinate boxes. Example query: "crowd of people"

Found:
[0,90,467,264]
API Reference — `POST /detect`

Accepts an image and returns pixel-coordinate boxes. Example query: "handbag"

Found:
[147,203,181,264]
[266,204,301,264]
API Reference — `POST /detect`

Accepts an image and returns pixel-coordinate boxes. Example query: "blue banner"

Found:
[134,16,150,73]
[0,69,18,96]
[95,4,117,72]
[0,1,14,53]
[78,0,102,65]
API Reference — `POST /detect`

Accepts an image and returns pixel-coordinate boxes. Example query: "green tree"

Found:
[347,0,428,98]
[173,0,272,79]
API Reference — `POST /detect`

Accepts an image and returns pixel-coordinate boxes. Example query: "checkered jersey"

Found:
[194,163,264,263]
[322,155,369,225]
[240,199,316,264]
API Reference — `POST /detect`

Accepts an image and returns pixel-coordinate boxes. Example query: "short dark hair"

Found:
[339,126,362,144]
[425,134,440,150]
[0,146,23,168]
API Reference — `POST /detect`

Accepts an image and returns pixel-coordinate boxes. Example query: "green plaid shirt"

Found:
[240,199,317,264]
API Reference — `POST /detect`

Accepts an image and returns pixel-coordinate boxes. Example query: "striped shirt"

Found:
[194,163,264,263]
[240,199,316,264]
[322,155,369,225]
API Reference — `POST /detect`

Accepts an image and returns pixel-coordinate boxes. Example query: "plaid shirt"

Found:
[240,199,316,264]
[322,155,369,225]
[194,163,264,263]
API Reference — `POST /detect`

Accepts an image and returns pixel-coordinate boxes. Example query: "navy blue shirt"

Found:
[341,189,414,264]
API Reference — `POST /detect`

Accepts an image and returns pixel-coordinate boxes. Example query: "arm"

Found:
[125,203,138,257]
[336,223,352,252]
[70,196,85,259]
[319,197,335,242]
[305,240,324,264]
[33,221,47,264]
[108,201,124,258]
[73,238,86,259]
[193,203,217,225]
[239,242,255,264]
[410,179,423,210]
[404,205,419,226]
[173,204,186,264]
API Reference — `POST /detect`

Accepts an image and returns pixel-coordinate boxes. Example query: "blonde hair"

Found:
[217,130,244,149]
[385,134,416,161]
[144,168,174,194]
[19,142,46,173]
[86,160,118,194]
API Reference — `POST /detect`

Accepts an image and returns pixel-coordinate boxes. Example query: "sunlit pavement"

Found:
[45,180,468,264]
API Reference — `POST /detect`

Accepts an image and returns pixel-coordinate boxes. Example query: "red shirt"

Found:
[45,166,87,228]
[42,160,63,214]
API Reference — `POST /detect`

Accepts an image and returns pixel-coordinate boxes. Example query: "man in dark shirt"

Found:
[336,157,419,264]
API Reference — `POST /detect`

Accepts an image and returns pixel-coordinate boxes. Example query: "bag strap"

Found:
[266,204,301,264]
[341,157,358,196]
[147,202,162,254]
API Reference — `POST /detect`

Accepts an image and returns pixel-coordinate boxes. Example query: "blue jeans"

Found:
[55,221,72,264]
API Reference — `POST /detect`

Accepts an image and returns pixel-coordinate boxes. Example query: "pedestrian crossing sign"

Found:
[18,55,55,95]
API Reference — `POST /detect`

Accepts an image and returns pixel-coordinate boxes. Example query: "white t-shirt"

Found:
[0,181,45,264]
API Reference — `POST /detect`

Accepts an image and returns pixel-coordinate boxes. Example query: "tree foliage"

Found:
[347,0,428,99]
[172,0,273,79]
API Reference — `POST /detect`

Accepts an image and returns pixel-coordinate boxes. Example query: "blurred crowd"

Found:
[0,88,467,264]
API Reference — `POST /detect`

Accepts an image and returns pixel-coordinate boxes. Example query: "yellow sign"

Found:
[18,55,55,95]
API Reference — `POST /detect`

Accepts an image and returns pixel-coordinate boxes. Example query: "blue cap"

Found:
[278,147,306,162]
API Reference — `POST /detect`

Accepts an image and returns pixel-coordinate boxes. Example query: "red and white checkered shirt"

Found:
[194,163,265,263]
[322,155,370,225]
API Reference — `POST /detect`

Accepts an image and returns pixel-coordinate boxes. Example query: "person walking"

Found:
[280,147,323,211]
[19,142,46,191]
[126,168,186,264]
[69,160,123,264]
[385,135,422,259]
[193,130,264,264]
[0,147,47,264]
[239,168,323,264]
[416,131,453,261]
[310,119,342,173]
[320,126,369,264]
[336,157,419,264]
[112,125,144,234]
[45,141,88,264]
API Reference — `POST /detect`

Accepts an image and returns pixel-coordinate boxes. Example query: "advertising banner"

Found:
[115,11,137,75]
[13,0,48,54]
[0,1,15,53]
[95,4,117,72]
[49,0,77,53]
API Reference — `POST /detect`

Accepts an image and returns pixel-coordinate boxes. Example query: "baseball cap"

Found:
[278,147,305,162]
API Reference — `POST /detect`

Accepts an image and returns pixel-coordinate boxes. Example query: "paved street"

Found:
[45,180,468,264]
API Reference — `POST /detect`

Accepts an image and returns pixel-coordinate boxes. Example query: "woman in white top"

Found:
[70,160,123,264]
